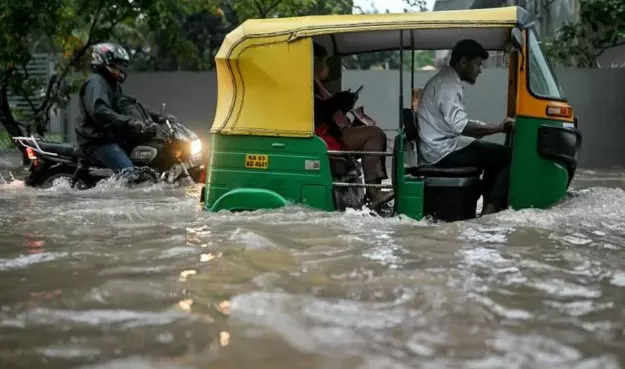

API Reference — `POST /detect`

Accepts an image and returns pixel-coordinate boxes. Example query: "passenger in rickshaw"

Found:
[416,39,514,215]
[412,88,422,112]
[312,43,393,209]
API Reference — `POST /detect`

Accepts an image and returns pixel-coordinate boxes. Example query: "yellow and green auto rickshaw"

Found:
[199,6,582,222]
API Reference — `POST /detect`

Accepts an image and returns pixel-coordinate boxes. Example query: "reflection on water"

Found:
[0,166,624,368]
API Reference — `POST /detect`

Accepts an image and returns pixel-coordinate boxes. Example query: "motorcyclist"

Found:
[75,42,164,170]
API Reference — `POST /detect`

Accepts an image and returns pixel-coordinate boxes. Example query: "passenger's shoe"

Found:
[370,190,394,210]
[480,203,498,216]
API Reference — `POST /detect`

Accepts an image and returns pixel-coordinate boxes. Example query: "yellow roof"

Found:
[210,6,527,137]
[222,6,524,50]
[245,6,522,33]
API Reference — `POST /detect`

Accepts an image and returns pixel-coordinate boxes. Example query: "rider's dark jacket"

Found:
[75,72,163,147]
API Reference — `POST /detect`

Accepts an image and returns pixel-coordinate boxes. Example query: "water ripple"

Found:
[0,168,625,368]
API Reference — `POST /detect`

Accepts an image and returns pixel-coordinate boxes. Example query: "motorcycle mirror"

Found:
[161,103,166,115]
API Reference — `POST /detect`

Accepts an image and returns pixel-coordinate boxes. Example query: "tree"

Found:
[342,0,433,70]
[224,0,353,19]
[0,0,185,136]
[0,0,65,136]
[120,0,354,71]
[545,0,625,67]
[117,0,222,71]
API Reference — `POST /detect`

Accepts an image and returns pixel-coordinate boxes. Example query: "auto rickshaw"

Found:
[200,6,582,222]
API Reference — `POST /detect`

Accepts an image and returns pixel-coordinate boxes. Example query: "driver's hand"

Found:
[501,117,515,133]
[128,119,147,134]
[145,122,158,136]
[129,120,157,135]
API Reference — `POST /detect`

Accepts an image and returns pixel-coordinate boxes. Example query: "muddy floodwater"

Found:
[1,153,625,369]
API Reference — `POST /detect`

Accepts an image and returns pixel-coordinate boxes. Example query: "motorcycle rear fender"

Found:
[38,154,75,165]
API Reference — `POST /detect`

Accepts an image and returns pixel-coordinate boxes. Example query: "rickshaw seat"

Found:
[401,108,481,178]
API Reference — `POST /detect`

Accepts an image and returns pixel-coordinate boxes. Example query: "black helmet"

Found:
[90,43,131,83]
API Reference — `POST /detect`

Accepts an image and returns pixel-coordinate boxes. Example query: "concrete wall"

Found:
[65,68,625,169]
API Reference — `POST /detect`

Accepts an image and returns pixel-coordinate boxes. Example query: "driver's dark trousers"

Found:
[86,143,134,170]
[436,140,512,211]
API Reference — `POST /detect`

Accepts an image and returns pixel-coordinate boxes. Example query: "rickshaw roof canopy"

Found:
[210,6,530,138]
[218,6,529,57]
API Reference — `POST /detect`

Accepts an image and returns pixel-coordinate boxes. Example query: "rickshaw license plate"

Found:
[244,154,269,169]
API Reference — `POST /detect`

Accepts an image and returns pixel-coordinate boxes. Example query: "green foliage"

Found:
[342,0,431,70]
[545,0,625,67]
[342,50,434,70]
[0,0,431,136]
[121,0,355,71]
[227,0,353,18]
[0,0,183,134]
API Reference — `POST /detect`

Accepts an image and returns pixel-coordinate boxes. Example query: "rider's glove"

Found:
[129,119,157,135]
[154,114,176,124]
[145,122,158,136]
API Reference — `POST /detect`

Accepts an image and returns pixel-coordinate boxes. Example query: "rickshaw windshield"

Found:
[527,28,565,99]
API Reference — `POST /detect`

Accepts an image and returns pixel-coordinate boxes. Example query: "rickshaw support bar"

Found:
[332,182,393,188]
[327,150,393,157]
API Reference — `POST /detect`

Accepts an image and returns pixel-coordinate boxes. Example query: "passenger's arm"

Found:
[82,78,134,132]
[437,88,505,138]
[314,80,333,100]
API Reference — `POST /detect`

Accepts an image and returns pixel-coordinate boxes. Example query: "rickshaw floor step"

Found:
[332,182,393,189]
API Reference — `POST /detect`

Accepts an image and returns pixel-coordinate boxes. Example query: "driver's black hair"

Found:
[449,39,489,66]
[313,43,328,57]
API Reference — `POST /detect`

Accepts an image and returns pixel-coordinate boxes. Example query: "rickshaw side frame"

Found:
[507,28,581,210]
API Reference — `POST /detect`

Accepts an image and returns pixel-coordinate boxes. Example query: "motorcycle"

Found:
[12,101,204,189]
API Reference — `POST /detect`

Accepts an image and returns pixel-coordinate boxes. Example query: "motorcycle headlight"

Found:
[190,139,202,156]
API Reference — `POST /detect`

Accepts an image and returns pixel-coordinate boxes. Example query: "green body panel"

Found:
[203,120,574,217]
[204,134,335,212]
[392,135,425,220]
[508,116,570,209]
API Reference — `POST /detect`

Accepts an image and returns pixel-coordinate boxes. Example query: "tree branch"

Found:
[37,1,120,124]
[264,0,284,16]
[593,38,625,60]
[85,1,106,45]
[252,0,266,18]
[17,65,39,115]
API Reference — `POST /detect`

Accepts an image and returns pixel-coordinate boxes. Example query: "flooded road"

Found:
[1,153,625,369]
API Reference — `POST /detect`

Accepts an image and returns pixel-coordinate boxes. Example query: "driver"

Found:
[417,39,514,215]
[75,42,161,170]
[313,43,393,209]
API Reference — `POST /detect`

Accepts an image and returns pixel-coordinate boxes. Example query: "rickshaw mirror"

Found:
[509,27,524,51]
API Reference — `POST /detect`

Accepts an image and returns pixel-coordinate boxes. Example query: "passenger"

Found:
[411,88,422,112]
[313,43,393,209]
[417,39,514,215]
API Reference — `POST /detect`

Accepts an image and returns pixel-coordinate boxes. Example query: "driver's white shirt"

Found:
[416,66,475,165]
